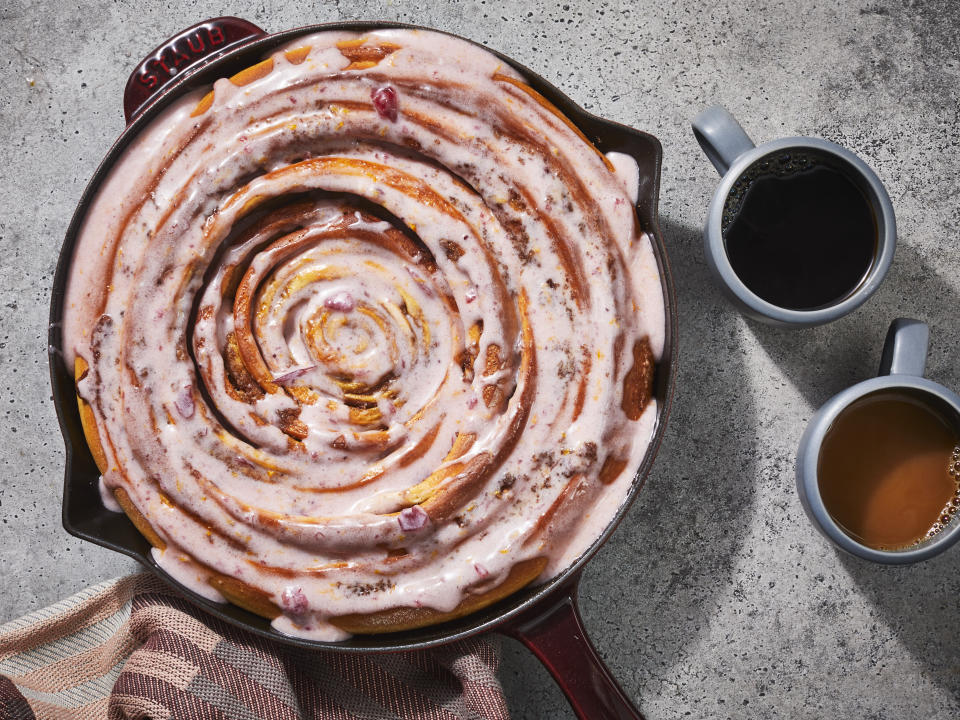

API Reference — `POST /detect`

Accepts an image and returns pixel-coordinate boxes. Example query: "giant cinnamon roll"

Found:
[63,29,665,639]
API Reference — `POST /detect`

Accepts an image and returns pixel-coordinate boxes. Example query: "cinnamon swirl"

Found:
[63,29,665,640]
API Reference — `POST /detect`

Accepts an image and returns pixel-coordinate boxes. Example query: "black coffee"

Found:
[722,150,877,310]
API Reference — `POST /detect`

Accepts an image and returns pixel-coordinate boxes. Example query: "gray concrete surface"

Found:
[2,0,959,717]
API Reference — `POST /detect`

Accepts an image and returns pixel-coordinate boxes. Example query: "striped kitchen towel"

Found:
[0,574,510,720]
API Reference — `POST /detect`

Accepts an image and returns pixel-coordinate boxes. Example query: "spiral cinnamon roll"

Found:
[63,29,665,639]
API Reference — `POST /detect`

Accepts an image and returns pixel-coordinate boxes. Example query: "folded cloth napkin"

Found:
[0,574,510,720]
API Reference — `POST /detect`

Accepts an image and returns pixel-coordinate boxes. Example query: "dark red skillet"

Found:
[49,18,678,720]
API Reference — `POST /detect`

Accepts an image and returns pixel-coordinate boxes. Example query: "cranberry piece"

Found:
[273,365,316,386]
[174,386,195,419]
[371,86,399,122]
[281,585,309,615]
[398,505,429,531]
[324,291,355,312]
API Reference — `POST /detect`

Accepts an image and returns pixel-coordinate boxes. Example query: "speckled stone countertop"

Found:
[1,1,958,718]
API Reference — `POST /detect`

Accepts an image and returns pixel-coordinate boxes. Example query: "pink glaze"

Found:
[63,30,665,640]
[98,476,123,513]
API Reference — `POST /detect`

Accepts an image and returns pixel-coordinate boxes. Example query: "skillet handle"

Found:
[502,578,645,720]
[123,17,266,124]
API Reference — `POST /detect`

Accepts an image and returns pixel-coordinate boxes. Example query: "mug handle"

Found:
[691,105,756,176]
[878,318,929,377]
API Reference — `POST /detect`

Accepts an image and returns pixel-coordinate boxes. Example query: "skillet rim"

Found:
[49,18,678,652]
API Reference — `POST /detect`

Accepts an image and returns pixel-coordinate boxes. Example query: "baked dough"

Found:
[65,30,664,639]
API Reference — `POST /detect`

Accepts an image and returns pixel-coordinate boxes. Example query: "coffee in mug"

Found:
[722,150,878,310]
[796,319,960,563]
[817,388,960,550]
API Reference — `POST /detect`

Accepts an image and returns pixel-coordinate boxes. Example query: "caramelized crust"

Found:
[190,556,546,635]
[330,556,548,634]
[191,91,215,118]
[336,38,401,69]
[230,58,275,87]
[74,357,108,474]
[208,573,282,619]
[622,337,655,421]
[283,46,312,65]
[113,487,167,551]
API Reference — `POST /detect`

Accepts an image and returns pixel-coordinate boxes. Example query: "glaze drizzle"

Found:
[63,30,664,639]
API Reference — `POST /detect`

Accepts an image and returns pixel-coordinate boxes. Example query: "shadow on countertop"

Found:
[745,242,960,411]
[745,240,960,699]
[837,546,960,698]
[499,214,762,718]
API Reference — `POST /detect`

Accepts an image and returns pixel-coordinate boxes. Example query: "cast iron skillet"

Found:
[49,18,678,720]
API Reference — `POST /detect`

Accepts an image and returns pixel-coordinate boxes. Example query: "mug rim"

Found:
[796,375,960,564]
[705,136,896,326]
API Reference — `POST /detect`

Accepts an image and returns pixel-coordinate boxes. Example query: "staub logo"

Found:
[136,25,227,89]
